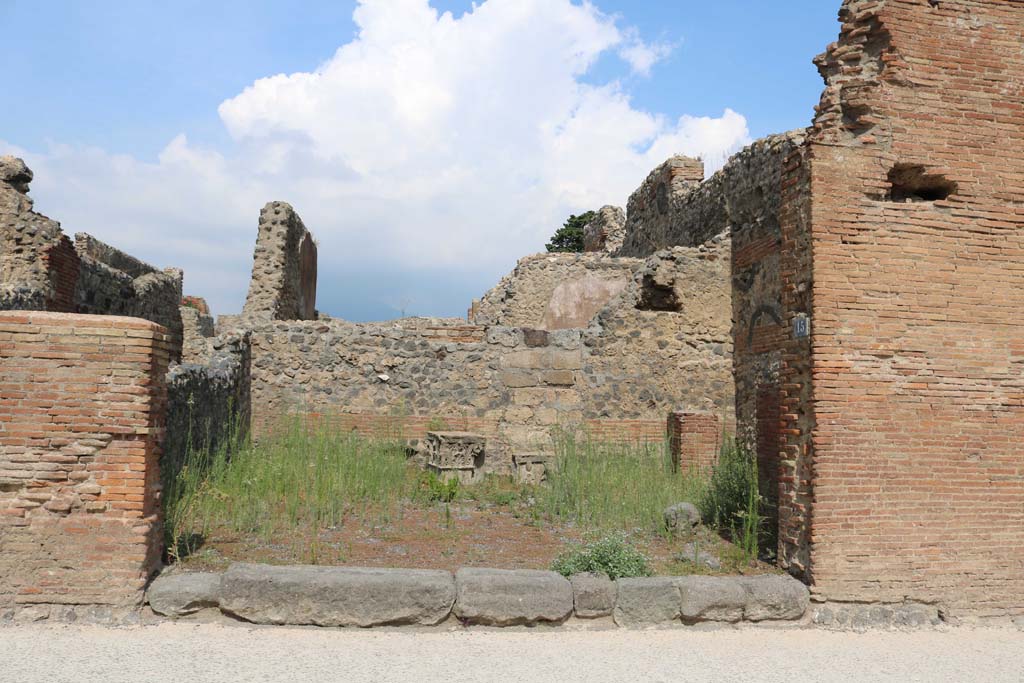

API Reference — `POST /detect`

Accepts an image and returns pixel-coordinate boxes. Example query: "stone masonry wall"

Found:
[180,304,216,365]
[241,201,318,321]
[582,205,626,253]
[470,253,642,330]
[165,330,251,485]
[0,157,80,312]
[253,242,734,470]
[0,312,170,608]
[618,135,805,259]
[782,0,1024,618]
[617,156,705,257]
[73,233,184,359]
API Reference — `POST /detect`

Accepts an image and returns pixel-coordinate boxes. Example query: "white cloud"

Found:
[617,28,675,76]
[2,0,750,318]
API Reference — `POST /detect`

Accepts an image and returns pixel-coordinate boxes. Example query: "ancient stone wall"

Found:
[0,159,184,358]
[165,330,251,484]
[253,242,734,470]
[618,137,803,259]
[470,253,642,329]
[0,157,80,312]
[582,205,626,253]
[241,201,318,321]
[582,236,734,424]
[180,304,216,364]
[0,311,170,608]
[73,234,184,358]
[617,155,706,256]
[787,0,1024,617]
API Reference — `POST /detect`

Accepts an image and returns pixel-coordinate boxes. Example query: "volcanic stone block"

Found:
[453,568,573,625]
[147,572,222,617]
[678,576,746,623]
[739,575,810,621]
[219,563,456,627]
[613,577,682,626]
[570,572,616,618]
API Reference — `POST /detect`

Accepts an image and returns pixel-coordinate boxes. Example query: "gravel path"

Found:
[1,622,1021,682]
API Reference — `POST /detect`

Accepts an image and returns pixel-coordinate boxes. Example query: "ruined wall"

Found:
[0,157,80,312]
[180,304,216,364]
[0,159,184,358]
[73,233,184,358]
[771,0,1024,617]
[470,253,641,329]
[619,137,804,259]
[582,205,626,253]
[253,242,734,469]
[241,201,318,321]
[165,330,251,484]
[0,312,170,608]
[582,235,734,424]
[617,155,706,256]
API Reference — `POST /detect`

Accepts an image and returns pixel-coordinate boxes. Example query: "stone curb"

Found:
[144,563,812,628]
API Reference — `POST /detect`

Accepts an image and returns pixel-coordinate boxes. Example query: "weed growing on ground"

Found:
[551,533,653,579]
[418,471,459,503]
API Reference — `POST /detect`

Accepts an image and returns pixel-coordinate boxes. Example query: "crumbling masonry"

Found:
[0,0,1021,620]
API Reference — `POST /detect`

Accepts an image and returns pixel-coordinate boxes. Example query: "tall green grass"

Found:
[697,437,764,561]
[163,417,416,561]
[536,431,706,535]
[164,418,767,567]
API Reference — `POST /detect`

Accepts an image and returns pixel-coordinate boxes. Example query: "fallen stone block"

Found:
[613,577,681,627]
[219,563,455,627]
[678,576,746,623]
[454,568,573,625]
[570,572,616,618]
[147,572,222,617]
[740,575,810,621]
[663,502,701,533]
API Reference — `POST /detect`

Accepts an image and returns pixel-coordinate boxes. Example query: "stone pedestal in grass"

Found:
[426,432,486,484]
[512,452,553,485]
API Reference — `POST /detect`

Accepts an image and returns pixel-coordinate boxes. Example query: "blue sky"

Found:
[1,0,840,320]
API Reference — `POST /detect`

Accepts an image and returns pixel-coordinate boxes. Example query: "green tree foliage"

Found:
[545,210,596,253]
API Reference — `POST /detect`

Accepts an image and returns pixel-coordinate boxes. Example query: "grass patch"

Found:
[535,431,705,535]
[164,417,417,562]
[164,417,770,573]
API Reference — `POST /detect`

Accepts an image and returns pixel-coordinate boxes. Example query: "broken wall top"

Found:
[242,201,318,321]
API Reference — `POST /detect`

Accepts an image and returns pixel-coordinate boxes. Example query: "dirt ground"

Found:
[177,499,776,576]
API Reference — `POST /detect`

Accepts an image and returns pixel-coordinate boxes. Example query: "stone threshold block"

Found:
[218,563,455,627]
[453,568,573,626]
[614,574,810,627]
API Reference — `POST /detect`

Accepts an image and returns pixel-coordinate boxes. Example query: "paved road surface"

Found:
[1,622,1021,682]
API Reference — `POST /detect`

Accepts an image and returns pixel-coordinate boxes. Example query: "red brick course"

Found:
[0,311,170,608]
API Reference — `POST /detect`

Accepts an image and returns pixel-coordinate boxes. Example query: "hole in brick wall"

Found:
[886,164,957,202]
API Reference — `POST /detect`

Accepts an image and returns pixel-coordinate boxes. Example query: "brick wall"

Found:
[667,412,722,471]
[785,0,1024,617]
[0,312,170,608]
